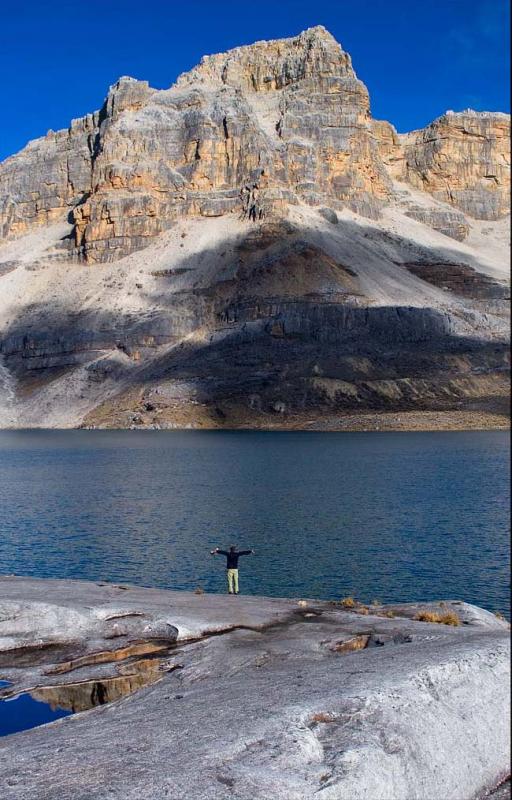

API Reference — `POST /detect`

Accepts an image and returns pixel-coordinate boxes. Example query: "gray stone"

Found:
[404,205,470,240]
[0,577,509,800]
[318,207,339,224]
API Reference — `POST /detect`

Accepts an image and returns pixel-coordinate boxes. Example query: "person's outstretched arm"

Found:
[210,548,229,556]
[238,549,255,556]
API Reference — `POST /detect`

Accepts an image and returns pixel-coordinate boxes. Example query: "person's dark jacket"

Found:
[216,549,252,569]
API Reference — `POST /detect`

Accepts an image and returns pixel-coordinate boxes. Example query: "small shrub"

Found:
[371,599,380,607]
[193,587,204,595]
[356,605,369,615]
[494,611,506,620]
[414,611,442,623]
[340,596,356,608]
[439,611,460,626]
[414,610,460,626]
[383,609,395,618]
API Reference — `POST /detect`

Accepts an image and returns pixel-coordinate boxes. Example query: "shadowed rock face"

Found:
[0,212,509,428]
[403,261,510,299]
[0,28,509,429]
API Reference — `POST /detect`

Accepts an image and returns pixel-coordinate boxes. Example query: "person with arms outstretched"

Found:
[210,544,254,594]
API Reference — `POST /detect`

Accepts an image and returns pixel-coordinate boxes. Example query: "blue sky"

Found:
[0,0,509,161]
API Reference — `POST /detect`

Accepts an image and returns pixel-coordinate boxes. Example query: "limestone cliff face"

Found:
[401,111,511,220]
[0,115,98,239]
[2,27,508,263]
[371,120,406,180]
[70,26,391,261]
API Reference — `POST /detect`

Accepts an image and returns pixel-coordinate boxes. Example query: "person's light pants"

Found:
[227,569,239,593]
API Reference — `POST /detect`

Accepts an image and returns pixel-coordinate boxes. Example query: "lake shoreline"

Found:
[1,408,510,432]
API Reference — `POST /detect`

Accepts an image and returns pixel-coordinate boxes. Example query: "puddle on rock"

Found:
[0,652,181,737]
[33,659,170,712]
[0,692,72,737]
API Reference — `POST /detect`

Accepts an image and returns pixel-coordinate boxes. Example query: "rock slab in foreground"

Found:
[0,577,509,799]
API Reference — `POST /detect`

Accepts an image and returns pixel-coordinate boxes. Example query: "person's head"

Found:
[229,545,236,552]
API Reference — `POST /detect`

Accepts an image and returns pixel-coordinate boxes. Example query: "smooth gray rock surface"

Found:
[0,577,509,800]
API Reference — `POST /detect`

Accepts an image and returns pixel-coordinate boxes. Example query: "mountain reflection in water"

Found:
[0,650,175,736]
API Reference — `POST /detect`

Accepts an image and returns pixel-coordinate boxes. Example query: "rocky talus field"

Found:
[0,26,509,429]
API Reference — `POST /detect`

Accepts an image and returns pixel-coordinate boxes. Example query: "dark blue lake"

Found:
[0,430,509,613]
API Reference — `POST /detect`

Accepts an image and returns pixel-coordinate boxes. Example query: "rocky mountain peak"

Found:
[0,29,509,431]
[102,76,154,120]
[0,28,509,259]
[176,25,353,93]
